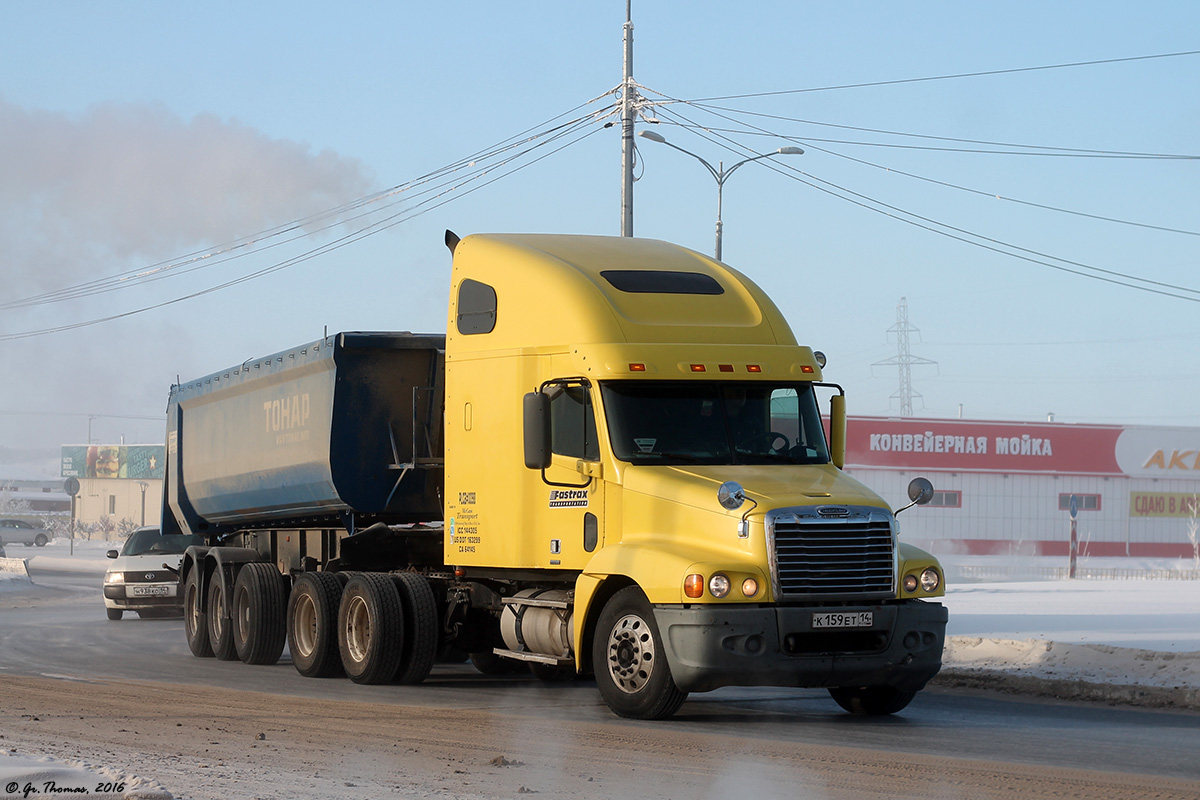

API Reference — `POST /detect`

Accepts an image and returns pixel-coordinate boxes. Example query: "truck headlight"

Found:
[903,574,918,593]
[741,577,759,598]
[104,572,124,586]
[708,573,731,598]
[920,567,941,593]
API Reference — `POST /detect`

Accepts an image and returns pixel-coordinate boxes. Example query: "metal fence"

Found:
[950,564,1200,582]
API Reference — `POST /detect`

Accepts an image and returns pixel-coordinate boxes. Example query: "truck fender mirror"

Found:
[523,391,551,470]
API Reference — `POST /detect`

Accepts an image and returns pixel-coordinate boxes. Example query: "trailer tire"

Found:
[233,562,288,665]
[207,575,238,661]
[592,586,687,720]
[828,686,917,716]
[390,573,438,685]
[184,568,212,657]
[338,573,403,684]
[287,572,345,678]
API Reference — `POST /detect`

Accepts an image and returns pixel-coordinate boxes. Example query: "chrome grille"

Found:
[767,506,895,599]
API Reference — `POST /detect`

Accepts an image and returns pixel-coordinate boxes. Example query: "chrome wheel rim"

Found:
[605,613,655,694]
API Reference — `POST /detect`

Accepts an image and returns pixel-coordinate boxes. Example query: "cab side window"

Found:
[550,384,598,460]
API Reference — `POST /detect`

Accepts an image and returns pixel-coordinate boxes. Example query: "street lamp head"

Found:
[777,146,804,155]
[637,129,667,144]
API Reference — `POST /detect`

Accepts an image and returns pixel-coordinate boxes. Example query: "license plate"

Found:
[130,585,172,598]
[812,611,873,629]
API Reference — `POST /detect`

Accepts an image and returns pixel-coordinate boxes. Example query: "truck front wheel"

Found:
[592,586,687,720]
[828,686,917,716]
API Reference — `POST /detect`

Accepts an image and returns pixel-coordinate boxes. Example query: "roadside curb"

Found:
[933,669,1200,712]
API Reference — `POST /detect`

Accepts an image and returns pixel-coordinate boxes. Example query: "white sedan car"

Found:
[103,527,204,620]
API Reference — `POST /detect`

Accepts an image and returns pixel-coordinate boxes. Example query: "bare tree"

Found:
[1187,494,1199,571]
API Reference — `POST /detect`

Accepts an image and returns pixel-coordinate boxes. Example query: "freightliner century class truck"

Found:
[164,232,947,720]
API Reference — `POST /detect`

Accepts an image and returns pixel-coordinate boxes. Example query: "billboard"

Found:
[61,445,165,480]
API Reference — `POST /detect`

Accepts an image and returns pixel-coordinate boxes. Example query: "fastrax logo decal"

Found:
[548,489,589,509]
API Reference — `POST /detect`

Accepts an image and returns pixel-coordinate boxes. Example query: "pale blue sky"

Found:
[1,1,1197,467]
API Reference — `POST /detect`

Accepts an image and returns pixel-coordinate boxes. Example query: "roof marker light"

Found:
[746,365,762,373]
[800,365,815,374]
[629,363,646,372]
[691,364,706,372]
[718,364,734,373]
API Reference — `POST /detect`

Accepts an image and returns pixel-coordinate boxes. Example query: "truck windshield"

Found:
[600,381,831,466]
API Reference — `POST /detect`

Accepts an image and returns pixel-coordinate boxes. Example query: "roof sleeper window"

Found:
[457,279,497,335]
[601,270,724,295]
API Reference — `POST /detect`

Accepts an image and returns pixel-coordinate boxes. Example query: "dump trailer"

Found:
[165,232,947,720]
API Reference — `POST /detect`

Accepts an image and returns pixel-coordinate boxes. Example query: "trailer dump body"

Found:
[163,332,444,537]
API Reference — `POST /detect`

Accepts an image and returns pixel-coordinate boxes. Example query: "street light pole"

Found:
[638,130,802,260]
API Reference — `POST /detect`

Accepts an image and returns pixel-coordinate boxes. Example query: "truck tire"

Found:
[828,686,917,716]
[287,572,345,678]
[390,573,438,685]
[338,573,403,685]
[106,608,122,621]
[232,563,288,665]
[207,575,238,661]
[592,586,687,720]
[184,568,213,657]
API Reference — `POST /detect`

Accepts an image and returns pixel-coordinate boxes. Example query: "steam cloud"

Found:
[0,95,373,288]
[0,96,376,470]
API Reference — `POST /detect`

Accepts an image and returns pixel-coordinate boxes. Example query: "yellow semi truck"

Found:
[166,232,946,720]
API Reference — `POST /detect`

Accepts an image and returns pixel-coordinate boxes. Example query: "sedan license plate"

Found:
[130,585,171,598]
[812,611,873,629]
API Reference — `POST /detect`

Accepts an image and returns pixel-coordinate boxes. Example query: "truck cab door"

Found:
[533,379,605,568]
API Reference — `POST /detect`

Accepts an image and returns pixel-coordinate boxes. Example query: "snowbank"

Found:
[0,752,171,800]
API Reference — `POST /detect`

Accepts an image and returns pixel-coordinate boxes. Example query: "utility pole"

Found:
[620,0,635,237]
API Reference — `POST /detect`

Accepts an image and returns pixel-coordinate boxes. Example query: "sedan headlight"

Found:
[104,571,124,585]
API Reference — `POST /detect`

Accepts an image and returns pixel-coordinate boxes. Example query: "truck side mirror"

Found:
[828,393,846,469]
[908,477,934,505]
[523,391,551,469]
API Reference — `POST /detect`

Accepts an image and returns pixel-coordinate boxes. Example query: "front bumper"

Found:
[103,582,181,610]
[653,599,947,693]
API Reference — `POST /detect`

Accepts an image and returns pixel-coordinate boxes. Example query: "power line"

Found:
[1,94,619,314]
[0,104,619,341]
[645,101,1200,302]
[687,49,1200,102]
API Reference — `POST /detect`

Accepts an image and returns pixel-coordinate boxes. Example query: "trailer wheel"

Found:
[184,568,213,657]
[592,586,687,720]
[828,686,917,716]
[232,563,288,665]
[287,572,345,678]
[390,573,438,685]
[207,574,238,661]
[338,573,403,684]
